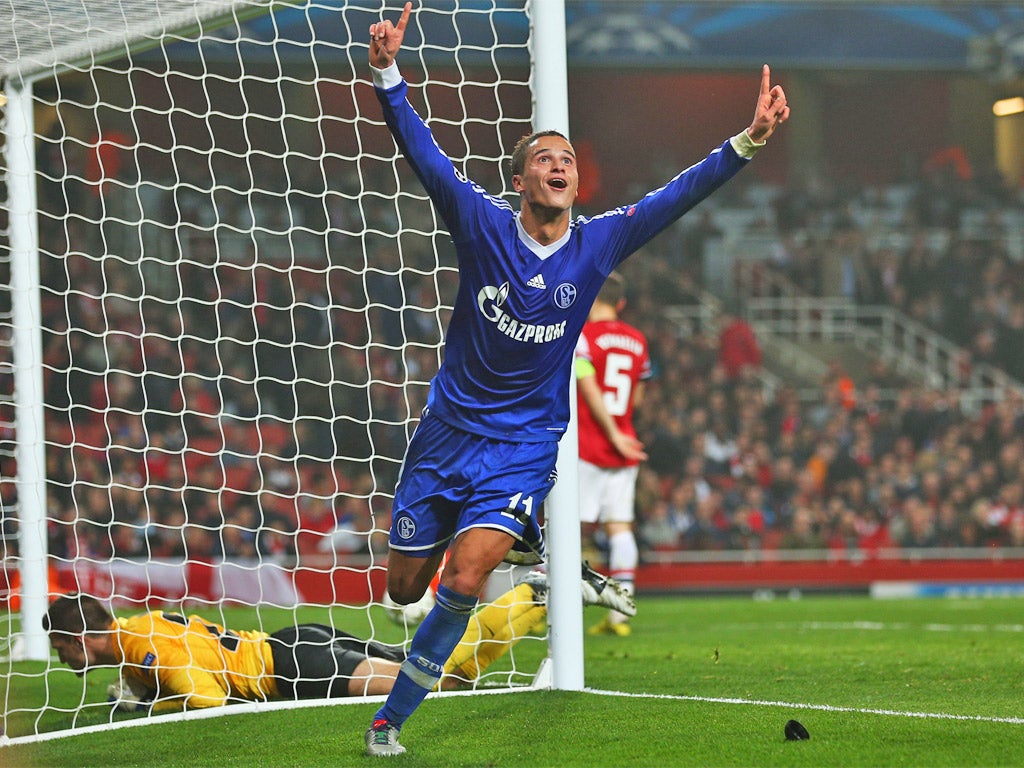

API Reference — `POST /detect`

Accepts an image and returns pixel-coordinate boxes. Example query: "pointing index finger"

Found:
[761,64,771,96]
[396,2,412,33]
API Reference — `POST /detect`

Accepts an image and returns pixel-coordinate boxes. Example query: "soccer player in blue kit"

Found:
[364,2,790,756]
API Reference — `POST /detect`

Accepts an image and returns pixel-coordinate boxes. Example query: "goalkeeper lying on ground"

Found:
[44,566,634,712]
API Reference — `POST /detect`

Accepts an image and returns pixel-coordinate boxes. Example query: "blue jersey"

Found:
[375,69,750,443]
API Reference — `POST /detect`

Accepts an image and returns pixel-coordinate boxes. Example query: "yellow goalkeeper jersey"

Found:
[112,611,279,711]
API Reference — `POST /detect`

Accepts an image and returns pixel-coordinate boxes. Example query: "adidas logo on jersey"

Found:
[527,274,546,289]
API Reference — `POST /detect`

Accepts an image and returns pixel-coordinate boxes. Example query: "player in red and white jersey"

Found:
[575,271,651,636]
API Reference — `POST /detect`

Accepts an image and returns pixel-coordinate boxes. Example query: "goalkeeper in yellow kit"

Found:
[44,568,634,712]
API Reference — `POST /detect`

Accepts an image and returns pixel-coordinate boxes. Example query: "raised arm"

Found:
[745,64,790,144]
[368,1,502,242]
[369,1,412,70]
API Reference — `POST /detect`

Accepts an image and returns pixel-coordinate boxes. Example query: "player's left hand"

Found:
[746,64,789,144]
[611,430,648,463]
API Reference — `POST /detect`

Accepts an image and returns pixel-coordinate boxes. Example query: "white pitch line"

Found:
[586,688,1024,725]
[715,621,1024,633]
[4,685,1020,748]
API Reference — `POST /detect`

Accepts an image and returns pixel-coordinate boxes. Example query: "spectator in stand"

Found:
[703,418,739,488]
[642,410,690,480]
[316,494,380,556]
[780,506,826,550]
[894,496,938,548]
[730,481,768,549]
[803,439,837,498]
[664,479,698,530]
[823,360,857,413]
[682,489,727,550]
[717,311,762,381]
[637,498,681,551]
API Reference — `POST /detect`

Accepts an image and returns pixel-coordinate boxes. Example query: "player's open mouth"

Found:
[548,178,567,190]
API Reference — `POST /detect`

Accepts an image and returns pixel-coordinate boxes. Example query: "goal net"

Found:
[0,0,554,742]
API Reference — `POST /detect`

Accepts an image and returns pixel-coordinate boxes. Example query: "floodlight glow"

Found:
[992,97,1024,117]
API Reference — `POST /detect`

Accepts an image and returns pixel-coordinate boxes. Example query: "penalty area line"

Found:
[585,688,1024,725]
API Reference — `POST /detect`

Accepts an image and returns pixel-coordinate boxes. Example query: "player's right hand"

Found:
[369,1,412,70]
[107,678,152,712]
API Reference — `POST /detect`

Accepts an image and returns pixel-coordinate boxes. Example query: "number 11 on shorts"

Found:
[503,492,534,522]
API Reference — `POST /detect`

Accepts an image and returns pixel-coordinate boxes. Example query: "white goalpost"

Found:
[527,0,584,693]
[0,0,582,743]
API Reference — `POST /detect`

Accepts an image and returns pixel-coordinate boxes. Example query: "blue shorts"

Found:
[388,411,558,558]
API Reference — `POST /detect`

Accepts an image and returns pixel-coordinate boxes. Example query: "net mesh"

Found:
[1,0,540,740]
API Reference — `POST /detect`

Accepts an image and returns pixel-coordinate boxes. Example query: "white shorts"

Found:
[578,460,639,525]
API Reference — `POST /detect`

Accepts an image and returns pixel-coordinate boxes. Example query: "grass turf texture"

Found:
[4,594,1024,767]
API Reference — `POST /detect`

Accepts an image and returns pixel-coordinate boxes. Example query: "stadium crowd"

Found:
[621,271,1024,554]
[3,131,1024,568]
[608,151,1024,555]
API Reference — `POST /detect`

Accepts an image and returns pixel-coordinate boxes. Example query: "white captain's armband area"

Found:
[730,130,766,160]
[371,62,403,90]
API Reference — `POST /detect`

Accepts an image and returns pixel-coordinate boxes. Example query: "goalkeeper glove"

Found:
[107,677,153,713]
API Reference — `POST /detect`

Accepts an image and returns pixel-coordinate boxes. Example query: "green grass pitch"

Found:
[4,594,1024,767]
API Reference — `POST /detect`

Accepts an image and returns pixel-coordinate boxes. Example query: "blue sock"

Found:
[374,584,478,729]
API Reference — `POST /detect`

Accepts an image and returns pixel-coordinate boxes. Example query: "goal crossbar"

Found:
[1,1,285,83]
